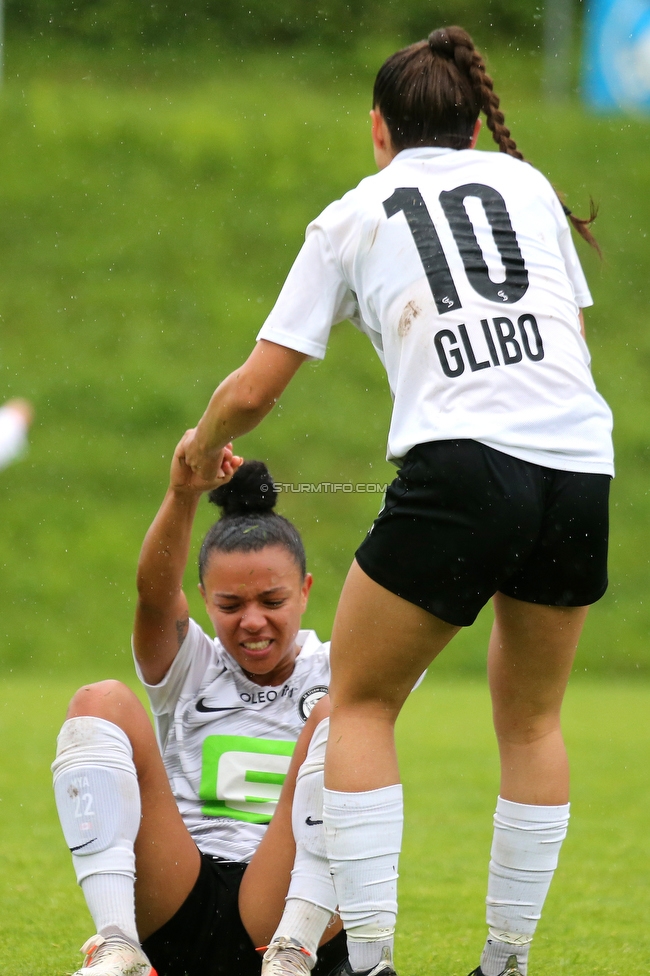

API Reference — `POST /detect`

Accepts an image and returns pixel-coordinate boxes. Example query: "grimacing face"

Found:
[199,544,312,687]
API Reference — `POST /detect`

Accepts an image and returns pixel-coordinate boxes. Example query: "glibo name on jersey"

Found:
[383,183,545,378]
[434,313,544,379]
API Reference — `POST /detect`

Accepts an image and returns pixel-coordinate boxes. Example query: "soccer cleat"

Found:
[261,937,316,976]
[329,953,397,976]
[72,934,157,976]
[467,954,523,976]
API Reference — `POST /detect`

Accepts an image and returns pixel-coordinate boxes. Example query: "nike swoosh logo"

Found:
[196,698,244,713]
[305,817,323,826]
[70,837,98,852]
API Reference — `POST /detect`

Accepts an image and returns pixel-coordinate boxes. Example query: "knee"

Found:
[66,680,142,726]
[309,694,330,727]
[493,712,562,747]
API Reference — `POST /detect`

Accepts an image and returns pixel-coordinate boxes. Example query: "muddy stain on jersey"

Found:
[398,300,421,337]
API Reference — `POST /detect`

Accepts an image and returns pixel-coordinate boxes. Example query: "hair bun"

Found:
[428,25,474,58]
[209,460,276,517]
[428,28,452,56]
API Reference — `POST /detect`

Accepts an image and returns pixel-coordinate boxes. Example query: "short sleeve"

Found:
[133,618,215,717]
[545,185,593,309]
[558,222,593,308]
[257,224,358,360]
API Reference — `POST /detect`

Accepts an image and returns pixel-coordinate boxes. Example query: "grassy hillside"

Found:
[0,40,649,678]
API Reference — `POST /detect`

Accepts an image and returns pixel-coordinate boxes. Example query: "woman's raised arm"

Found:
[183,340,307,482]
[134,431,240,685]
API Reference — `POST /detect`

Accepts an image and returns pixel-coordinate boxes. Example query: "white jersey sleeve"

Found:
[134,619,216,751]
[257,224,359,359]
[548,190,593,309]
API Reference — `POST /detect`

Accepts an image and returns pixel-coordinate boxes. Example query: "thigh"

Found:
[488,592,588,734]
[67,681,201,940]
[324,562,459,792]
[330,561,459,713]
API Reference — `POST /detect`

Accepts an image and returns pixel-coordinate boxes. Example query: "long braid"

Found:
[428,26,599,253]
[429,26,524,160]
[469,59,525,159]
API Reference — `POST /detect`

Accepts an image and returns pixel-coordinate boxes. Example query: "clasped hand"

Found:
[172,429,243,493]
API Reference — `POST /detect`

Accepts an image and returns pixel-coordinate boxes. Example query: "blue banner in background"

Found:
[583,0,650,110]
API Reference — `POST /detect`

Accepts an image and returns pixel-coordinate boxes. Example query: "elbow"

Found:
[135,572,149,603]
[135,572,165,611]
[228,372,278,420]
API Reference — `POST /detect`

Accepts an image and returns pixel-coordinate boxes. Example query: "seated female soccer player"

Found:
[51,432,347,976]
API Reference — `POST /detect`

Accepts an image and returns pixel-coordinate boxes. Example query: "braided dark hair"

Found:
[373,26,599,252]
[198,460,306,584]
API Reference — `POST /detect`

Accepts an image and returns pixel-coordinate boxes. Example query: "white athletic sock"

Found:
[480,797,570,976]
[276,899,333,966]
[81,876,140,944]
[324,783,403,973]
[270,719,335,965]
[52,716,142,945]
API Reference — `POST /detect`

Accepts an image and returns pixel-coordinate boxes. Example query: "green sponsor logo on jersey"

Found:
[199,734,296,823]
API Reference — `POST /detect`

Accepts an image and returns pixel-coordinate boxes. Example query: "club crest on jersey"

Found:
[298,685,328,722]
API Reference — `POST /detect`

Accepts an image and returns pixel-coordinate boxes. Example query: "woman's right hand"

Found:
[170,429,243,494]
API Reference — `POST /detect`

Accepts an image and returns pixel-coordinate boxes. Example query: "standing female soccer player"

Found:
[183,26,613,976]
[52,436,347,976]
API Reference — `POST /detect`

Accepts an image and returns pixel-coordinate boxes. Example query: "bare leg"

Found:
[307,561,459,972]
[69,683,340,954]
[325,560,460,792]
[488,592,588,804]
[66,680,201,940]
[478,593,589,976]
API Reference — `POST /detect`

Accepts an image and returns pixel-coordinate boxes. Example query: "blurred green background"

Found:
[5,0,547,48]
[0,4,649,685]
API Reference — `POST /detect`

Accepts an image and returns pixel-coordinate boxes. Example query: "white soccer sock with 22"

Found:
[480,796,570,976]
[52,716,142,946]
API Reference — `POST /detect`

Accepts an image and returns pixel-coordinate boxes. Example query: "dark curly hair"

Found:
[198,460,306,584]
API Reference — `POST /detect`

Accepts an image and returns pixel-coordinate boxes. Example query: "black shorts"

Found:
[355,439,610,627]
[142,852,347,976]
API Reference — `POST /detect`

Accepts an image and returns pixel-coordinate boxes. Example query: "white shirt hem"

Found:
[256,328,326,361]
[474,439,614,476]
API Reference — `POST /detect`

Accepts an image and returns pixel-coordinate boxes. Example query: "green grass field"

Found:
[0,674,648,975]
[0,35,649,975]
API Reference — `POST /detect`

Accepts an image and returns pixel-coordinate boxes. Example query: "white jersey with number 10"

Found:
[258,147,613,475]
